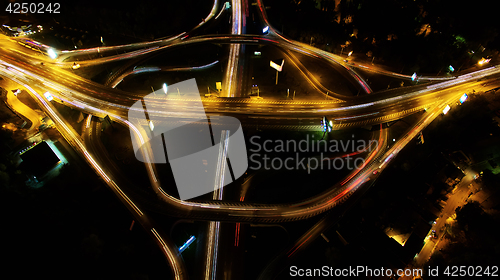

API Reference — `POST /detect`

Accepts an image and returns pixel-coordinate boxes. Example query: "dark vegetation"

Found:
[266,0,500,74]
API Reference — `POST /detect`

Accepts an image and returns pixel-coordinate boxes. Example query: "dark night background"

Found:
[1,0,500,279]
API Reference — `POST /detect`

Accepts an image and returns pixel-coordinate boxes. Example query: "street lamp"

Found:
[443,105,451,115]
[47,48,57,59]
[340,45,345,55]
[270,59,284,85]
[478,57,491,66]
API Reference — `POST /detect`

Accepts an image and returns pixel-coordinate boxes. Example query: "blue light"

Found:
[459,93,468,104]
[44,91,53,101]
[321,116,332,132]
[263,26,269,34]
[411,72,417,81]
[179,236,196,253]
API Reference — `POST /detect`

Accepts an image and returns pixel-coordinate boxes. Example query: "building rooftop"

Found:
[20,141,60,177]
